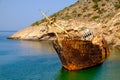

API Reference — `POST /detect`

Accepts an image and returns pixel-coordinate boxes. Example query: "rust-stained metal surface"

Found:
[53,37,110,70]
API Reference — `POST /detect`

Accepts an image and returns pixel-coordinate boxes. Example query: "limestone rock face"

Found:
[8,0,120,50]
[8,20,119,50]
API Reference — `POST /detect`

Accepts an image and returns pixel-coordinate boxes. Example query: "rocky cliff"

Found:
[8,0,120,50]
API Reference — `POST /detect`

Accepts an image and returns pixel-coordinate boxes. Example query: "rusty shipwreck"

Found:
[53,33,110,70]
[40,10,110,71]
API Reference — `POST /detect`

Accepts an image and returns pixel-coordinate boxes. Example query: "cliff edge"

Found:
[8,0,120,50]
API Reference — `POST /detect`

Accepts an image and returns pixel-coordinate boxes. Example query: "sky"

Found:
[0,0,77,31]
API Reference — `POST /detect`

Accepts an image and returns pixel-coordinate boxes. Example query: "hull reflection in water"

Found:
[56,66,101,80]
[55,50,120,80]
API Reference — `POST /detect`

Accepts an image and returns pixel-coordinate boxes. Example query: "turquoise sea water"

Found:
[0,31,120,80]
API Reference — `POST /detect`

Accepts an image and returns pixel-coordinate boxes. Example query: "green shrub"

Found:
[67,8,69,11]
[102,3,105,6]
[97,10,102,14]
[93,4,99,10]
[114,22,120,26]
[92,0,101,3]
[77,13,82,17]
[97,9,105,14]
[114,3,120,9]
[72,10,77,14]
[92,15,100,19]
[31,18,47,26]
[50,13,57,18]
[105,13,111,17]
[64,15,72,20]
[84,13,92,17]
[31,21,40,26]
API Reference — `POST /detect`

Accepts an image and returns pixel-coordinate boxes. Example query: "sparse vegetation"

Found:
[97,9,106,14]
[31,21,40,26]
[114,22,120,26]
[84,13,92,17]
[92,0,101,3]
[64,15,72,20]
[72,10,77,14]
[92,15,100,19]
[114,3,120,9]
[77,13,82,17]
[93,4,99,10]
[97,10,102,14]
[40,29,46,32]
[50,13,57,18]
[31,19,46,26]
[32,0,120,26]
[67,8,69,11]
[102,3,105,6]
[106,13,111,17]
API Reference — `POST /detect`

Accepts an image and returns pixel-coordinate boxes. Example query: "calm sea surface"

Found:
[0,31,120,80]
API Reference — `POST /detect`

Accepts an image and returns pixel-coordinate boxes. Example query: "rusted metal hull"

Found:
[53,39,109,70]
